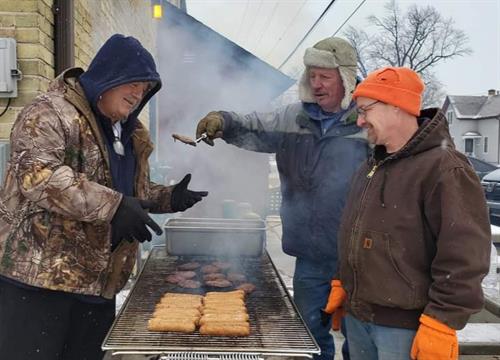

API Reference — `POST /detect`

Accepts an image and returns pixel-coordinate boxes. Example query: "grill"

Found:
[103,246,320,359]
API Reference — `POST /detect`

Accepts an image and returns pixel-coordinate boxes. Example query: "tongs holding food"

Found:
[172,133,207,147]
[195,133,208,143]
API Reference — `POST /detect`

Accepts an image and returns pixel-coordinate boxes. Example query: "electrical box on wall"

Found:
[0,38,22,98]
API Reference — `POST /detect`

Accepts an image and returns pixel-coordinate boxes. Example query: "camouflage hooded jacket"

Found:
[0,68,173,298]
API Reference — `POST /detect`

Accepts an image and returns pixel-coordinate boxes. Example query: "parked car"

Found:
[466,157,499,225]
[467,156,498,179]
[481,168,500,225]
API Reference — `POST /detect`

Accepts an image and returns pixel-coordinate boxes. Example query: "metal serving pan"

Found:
[164,218,266,257]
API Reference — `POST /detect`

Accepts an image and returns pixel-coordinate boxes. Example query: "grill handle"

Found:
[152,353,264,360]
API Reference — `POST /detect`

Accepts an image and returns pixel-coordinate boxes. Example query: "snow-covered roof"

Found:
[462,131,482,138]
[447,94,500,119]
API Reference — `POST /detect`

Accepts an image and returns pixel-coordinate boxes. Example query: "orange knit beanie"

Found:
[352,67,425,116]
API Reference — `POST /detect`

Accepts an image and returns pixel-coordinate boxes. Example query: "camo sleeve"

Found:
[9,97,121,223]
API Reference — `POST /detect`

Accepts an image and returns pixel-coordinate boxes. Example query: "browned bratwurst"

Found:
[172,133,196,146]
[199,323,250,336]
[148,319,196,333]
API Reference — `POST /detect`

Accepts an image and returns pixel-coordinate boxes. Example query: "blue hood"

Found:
[79,34,161,119]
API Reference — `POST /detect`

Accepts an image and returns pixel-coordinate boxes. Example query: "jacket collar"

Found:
[371,108,450,165]
[297,105,362,138]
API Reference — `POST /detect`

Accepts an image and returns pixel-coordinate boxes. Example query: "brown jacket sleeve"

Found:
[423,165,491,329]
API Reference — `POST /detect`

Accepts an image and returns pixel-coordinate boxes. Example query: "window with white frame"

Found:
[465,138,474,154]
[447,111,453,124]
[484,136,489,153]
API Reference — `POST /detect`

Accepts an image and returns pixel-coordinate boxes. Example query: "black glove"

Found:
[111,196,163,244]
[171,174,208,212]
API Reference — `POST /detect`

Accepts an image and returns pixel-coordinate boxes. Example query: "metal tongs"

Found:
[172,133,207,147]
[195,133,208,143]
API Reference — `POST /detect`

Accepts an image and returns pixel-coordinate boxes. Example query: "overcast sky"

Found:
[186,0,500,97]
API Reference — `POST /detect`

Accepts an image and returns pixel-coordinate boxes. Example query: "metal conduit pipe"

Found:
[53,0,75,76]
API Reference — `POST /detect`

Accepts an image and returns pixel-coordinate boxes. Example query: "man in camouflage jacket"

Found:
[0,34,207,360]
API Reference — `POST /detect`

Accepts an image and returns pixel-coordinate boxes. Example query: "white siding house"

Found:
[442,91,500,164]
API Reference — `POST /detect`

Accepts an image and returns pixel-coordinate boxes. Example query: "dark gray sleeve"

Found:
[221,104,300,153]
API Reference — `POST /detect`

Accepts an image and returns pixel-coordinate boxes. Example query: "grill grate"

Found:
[153,352,263,360]
[103,246,319,357]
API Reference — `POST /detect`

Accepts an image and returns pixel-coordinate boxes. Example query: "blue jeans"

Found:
[293,258,348,360]
[345,314,416,360]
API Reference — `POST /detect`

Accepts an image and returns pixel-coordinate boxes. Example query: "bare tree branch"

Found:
[343,0,472,108]
[343,25,371,78]
[421,71,446,108]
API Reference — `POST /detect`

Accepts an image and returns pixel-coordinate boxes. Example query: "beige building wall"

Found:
[0,0,158,139]
[0,0,55,138]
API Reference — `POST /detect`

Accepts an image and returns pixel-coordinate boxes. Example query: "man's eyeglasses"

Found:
[356,100,380,116]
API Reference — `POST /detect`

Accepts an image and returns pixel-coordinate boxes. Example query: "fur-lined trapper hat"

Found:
[299,37,357,110]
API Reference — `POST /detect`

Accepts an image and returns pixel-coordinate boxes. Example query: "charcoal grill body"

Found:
[102,245,320,359]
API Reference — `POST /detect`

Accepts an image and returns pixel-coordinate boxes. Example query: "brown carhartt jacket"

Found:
[338,108,491,330]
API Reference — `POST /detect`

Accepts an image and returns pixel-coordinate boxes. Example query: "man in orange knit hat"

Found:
[323,66,491,359]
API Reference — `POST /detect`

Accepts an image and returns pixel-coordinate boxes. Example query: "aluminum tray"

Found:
[164,218,266,257]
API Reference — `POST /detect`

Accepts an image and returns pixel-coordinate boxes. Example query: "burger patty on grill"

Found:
[178,262,201,271]
[204,279,233,288]
[178,279,202,289]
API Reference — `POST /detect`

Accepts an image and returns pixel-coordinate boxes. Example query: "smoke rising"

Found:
[155,3,294,219]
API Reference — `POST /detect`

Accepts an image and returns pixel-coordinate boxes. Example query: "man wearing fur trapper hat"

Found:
[195,37,369,360]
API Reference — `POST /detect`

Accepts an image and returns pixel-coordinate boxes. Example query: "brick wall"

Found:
[0,0,54,138]
[0,0,158,139]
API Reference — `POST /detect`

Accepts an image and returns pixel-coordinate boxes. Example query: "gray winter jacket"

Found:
[222,102,369,263]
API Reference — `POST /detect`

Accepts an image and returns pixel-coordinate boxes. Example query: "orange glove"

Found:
[331,307,345,331]
[320,280,347,330]
[410,314,458,360]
